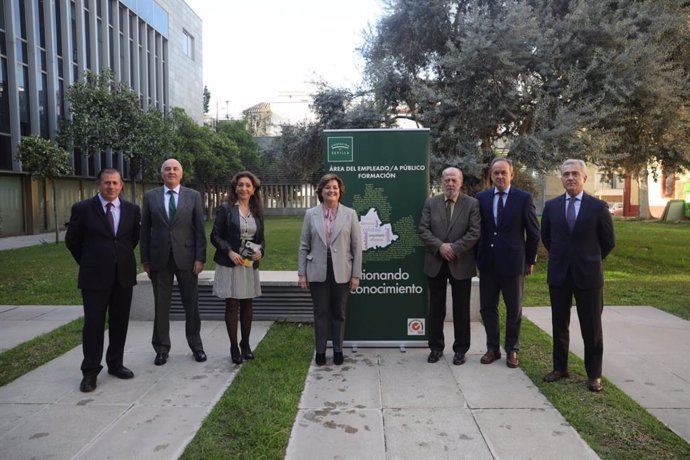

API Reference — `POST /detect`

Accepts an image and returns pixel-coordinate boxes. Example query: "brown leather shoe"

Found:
[543,370,570,382]
[588,378,604,392]
[506,351,519,368]
[480,350,501,364]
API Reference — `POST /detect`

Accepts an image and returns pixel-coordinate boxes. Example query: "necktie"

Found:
[496,191,504,224]
[105,202,115,235]
[567,197,577,231]
[445,199,453,222]
[168,190,176,222]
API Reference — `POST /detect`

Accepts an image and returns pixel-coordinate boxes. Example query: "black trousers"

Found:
[426,262,471,354]
[549,272,604,379]
[309,257,350,354]
[479,270,524,353]
[151,252,203,353]
[81,280,132,377]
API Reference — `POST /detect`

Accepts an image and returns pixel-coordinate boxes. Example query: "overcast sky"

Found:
[183,0,385,119]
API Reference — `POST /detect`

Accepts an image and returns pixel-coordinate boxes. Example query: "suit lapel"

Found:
[90,196,112,234]
[330,206,348,243]
[554,194,570,233]
[117,200,131,237]
[313,207,327,246]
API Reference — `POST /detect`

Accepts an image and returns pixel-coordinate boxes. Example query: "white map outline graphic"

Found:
[360,207,399,251]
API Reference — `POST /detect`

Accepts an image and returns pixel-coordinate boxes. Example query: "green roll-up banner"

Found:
[324,129,430,347]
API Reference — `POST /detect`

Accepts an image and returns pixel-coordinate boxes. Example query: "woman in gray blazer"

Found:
[298,174,363,366]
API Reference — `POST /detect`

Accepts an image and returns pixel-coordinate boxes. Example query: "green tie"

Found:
[168,190,176,222]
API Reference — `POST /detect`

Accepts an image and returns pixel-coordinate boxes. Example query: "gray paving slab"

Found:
[286,322,597,460]
[0,305,83,351]
[300,352,382,409]
[451,358,551,409]
[523,305,690,444]
[0,319,272,460]
[379,348,466,409]
[384,407,493,460]
[474,408,599,460]
[285,408,385,460]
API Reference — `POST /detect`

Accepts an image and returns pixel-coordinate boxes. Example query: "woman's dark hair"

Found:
[228,171,264,217]
[315,173,345,203]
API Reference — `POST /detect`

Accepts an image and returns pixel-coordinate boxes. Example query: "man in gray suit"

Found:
[419,167,481,365]
[141,158,207,365]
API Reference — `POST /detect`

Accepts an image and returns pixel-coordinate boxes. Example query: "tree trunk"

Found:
[637,169,652,219]
[52,180,60,245]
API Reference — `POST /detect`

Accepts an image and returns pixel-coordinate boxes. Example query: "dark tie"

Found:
[445,199,453,222]
[567,197,577,230]
[168,190,176,222]
[496,191,504,224]
[105,202,115,235]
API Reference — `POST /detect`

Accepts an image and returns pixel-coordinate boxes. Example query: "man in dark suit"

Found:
[541,159,615,392]
[66,168,140,392]
[476,158,540,368]
[419,167,481,365]
[140,158,207,365]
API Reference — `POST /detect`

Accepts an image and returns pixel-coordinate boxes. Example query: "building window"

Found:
[181,29,193,60]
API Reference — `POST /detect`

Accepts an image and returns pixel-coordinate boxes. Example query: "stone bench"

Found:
[130,270,480,322]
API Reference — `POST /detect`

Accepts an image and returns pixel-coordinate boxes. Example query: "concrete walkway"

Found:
[524,306,690,444]
[285,322,598,460]
[0,307,598,460]
[4,304,688,458]
[0,314,271,460]
[0,305,83,351]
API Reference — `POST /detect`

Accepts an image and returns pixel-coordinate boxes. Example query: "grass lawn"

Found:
[1,216,689,459]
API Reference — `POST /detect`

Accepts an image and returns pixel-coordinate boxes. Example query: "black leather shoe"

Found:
[80,375,97,393]
[333,351,344,365]
[315,353,326,366]
[241,343,254,360]
[452,352,466,365]
[154,352,168,366]
[543,370,569,382]
[193,350,207,362]
[230,345,243,364]
[427,350,443,363]
[108,366,134,379]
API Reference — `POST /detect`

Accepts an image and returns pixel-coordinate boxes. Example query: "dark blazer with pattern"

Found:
[418,193,481,280]
[65,195,141,290]
[541,192,615,289]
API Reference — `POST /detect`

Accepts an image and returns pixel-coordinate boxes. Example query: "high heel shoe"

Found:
[230,345,243,364]
[240,341,254,360]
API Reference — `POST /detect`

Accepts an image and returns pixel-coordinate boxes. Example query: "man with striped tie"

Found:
[541,159,615,392]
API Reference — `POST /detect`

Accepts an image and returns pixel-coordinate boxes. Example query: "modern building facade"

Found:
[0,0,202,235]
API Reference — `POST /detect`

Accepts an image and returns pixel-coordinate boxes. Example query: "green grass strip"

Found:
[0,317,84,387]
[181,322,314,460]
